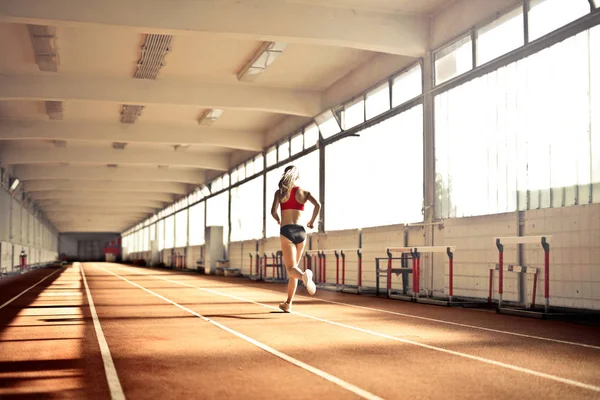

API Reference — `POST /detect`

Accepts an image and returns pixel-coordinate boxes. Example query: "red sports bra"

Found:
[280,187,305,211]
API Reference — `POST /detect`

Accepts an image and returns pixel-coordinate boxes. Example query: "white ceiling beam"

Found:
[14,165,206,184]
[57,226,129,233]
[36,198,166,209]
[0,0,428,56]
[42,205,157,214]
[0,147,229,171]
[0,120,264,152]
[46,210,151,218]
[0,74,321,117]
[30,190,175,202]
[24,180,189,195]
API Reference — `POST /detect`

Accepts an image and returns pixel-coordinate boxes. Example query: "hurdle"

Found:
[248,252,261,281]
[494,236,552,313]
[488,263,538,308]
[377,247,414,301]
[339,249,363,294]
[261,251,287,283]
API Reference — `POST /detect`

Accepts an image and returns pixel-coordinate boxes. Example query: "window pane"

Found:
[476,6,524,66]
[366,82,390,120]
[230,176,264,241]
[238,165,246,181]
[164,215,174,249]
[278,141,290,162]
[149,223,156,241]
[342,97,365,129]
[435,29,594,217]
[175,209,188,248]
[266,146,277,167]
[435,35,473,85]
[326,106,423,231]
[254,154,264,172]
[189,202,205,246]
[211,177,223,192]
[528,0,590,42]
[592,25,600,202]
[304,123,319,149]
[222,174,230,188]
[231,169,238,185]
[315,110,341,139]
[157,219,165,250]
[392,64,423,106]
[291,133,303,155]
[246,160,255,177]
[266,151,320,237]
[206,191,229,247]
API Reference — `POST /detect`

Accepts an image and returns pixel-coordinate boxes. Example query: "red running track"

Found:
[1,263,600,399]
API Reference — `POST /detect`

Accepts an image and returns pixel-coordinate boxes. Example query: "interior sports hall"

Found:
[0,0,599,399]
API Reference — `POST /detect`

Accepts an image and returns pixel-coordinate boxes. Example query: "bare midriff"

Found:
[280,209,302,226]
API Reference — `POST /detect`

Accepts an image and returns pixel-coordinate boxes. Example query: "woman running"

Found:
[271,165,320,312]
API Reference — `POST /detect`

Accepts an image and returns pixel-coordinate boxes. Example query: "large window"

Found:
[164,215,174,249]
[392,64,422,107]
[435,28,598,218]
[266,151,320,238]
[157,219,165,251]
[175,209,188,248]
[206,191,229,245]
[435,35,473,85]
[231,176,264,241]
[188,202,205,246]
[325,106,424,231]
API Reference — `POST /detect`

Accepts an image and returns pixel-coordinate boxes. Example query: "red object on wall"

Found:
[19,249,27,269]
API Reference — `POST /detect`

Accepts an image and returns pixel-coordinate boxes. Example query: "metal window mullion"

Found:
[262,151,267,240]
[471,27,477,69]
[524,0,530,45]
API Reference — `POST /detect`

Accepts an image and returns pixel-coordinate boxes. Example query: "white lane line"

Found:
[80,263,125,400]
[93,264,383,400]
[0,268,62,311]
[137,267,600,351]
[123,267,600,394]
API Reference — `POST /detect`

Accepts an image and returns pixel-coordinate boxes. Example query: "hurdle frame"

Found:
[494,235,552,314]
[488,263,538,309]
[339,248,363,294]
[377,247,414,301]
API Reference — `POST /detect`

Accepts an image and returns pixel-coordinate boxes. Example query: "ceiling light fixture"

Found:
[237,41,287,82]
[197,109,224,126]
[9,178,20,192]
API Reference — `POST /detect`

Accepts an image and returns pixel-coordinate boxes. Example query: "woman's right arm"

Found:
[270,190,281,225]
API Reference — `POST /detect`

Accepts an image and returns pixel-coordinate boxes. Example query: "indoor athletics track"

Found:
[1,264,600,399]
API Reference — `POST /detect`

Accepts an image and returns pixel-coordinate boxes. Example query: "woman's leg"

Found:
[280,236,299,305]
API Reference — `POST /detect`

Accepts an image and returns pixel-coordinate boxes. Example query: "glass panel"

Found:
[246,160,255,177]
[188,202,206,246]
[206,191,229,247]
[278,141,290,162]
[392,64,423,107]
[476,6,524,66]
[164,215,174,249]
[175,209,188,248]
[342,97,365,129]
[230,176,264,241]
[291,133,304,155]
[237,165,246,182]
[304,123,320,149]
[315,110,341,139]
[266,146,277,167]
[591,25,600,203]
[326,106,424,230]
[157,219,165,250]
[149,223,156,241]
[254,154,264,173]
[366,82,390,120]
[266,151,320,238]
[528,0,590,42]
[211,177,223,192]
[222,173,230,188]
[231,169,238,185]
[435,35,473,85]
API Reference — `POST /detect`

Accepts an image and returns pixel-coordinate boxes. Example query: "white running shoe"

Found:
[302,269,316,295]
[279,302,291,313]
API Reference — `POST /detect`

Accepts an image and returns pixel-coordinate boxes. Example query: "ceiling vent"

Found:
[52,140,67,148]
[107,164,118,168]
[45,100,63,120]
[173,144,190,152]
[120,34,173,124]
[158,165,169,169]
[112,142,128,150]
[28,25,59,72]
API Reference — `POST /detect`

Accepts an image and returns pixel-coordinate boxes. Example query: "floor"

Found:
[1,263,599,399]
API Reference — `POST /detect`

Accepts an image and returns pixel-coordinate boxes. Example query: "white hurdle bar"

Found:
[494,236,552,312]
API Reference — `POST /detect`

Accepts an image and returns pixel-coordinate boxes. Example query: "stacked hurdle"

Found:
[302,249,363,292]
[494,235,552,314]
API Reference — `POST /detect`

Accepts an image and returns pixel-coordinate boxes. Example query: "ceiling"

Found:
[0,0,451,233]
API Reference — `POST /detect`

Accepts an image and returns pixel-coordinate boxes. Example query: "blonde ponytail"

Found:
[278,165,299,198]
